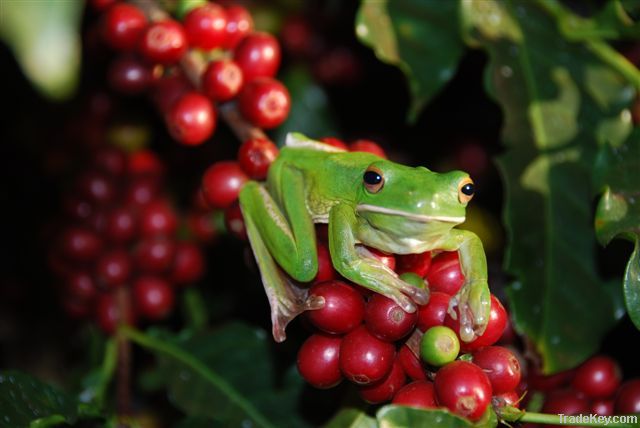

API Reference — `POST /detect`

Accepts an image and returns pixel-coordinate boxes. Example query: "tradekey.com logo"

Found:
[559,413,638,426]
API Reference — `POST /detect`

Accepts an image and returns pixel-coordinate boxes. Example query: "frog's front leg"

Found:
[239,166,322,342]
[438,229,491,342]
[328,203,429,312]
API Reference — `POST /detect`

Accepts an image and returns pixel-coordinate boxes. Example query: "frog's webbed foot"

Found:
[353,246,430,312]
[267,276,324,342]
[448,280,490,342]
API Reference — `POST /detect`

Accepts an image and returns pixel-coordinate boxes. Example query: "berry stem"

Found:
[130,0,267,143]
[115,287,132,423]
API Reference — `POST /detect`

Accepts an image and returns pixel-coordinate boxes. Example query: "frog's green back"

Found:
[268,133,382,218]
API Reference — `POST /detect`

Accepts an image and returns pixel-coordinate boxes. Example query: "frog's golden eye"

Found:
[458,177,475,204]
[363,166,384,193]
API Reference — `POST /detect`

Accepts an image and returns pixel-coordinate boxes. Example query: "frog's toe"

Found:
[403,284,429,306]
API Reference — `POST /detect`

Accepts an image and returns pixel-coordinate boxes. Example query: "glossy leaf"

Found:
[324,408,376,428]
[323,405,497,428]
[461,0,633,373]
[594,131,640,329]
[0,0,82,100]
[356,0,465,119]
[376,405,497,428]
[0,371,92,428]
[123,323,308,428]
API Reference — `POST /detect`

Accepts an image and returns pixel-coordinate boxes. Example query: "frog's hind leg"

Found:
[239,178,322,342]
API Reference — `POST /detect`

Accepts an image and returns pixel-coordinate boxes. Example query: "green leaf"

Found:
[458,0,634,373]
[356,0,465,120]
[0,0,82,100]
[273,67,338,144]
[594,131,640,329]
[324,408,376,428]
[539,0,640,41]
[122,323,308,428]
[376,405,497,428]
[0,371,95,428]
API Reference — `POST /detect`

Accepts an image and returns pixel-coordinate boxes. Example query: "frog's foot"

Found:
[448,281,490,342]
[268,279,324,343]
[355,245,430,310]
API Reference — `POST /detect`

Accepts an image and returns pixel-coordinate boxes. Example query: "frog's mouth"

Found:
[356,204,465,223]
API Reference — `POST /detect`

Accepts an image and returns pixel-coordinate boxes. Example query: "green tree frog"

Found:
[239,133,490,343]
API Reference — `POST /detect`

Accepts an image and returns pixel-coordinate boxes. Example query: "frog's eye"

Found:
[458,177,475,204]
[363,166,384,193]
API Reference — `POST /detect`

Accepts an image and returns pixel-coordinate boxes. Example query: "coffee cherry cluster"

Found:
[49,145,205,333]
[98,1,291,145]
[295,225,519,422]
[527,355,640,418]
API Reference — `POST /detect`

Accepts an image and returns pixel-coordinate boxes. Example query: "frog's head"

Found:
[355,160,474,247]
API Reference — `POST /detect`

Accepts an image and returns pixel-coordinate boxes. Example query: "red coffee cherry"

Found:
[314,242,338,283]
[202,161,249,209]
[139,200,178,237]
[297,333,342,389]
[426,251,464,296]
[397,345,426,381]
[417,291,451,332]
[233,32,281,82]
[238,77,290,129]
[151,72,193,115]
[139,20,188,65]
[125,177,160,207]
[60,227,102,263]
[77,171,116,206]
[128,150,164,179]
[166,91,216,146]
[96,292,135,334]
[365,294,417,342]
[306,281,364,334]
[108,56,152,95]
[133,276,175,320]
[183,4,227,50]
[493,390,521,409]
[223,5,253,49]
[591,398,614,416]
[392,381,438,409]
[102,4,147,51]
[170,242,205,285]
[572,355,622,399]
[95,249,132,289]
[340,326,395,385]
[237,137,279,180]
[187,210,219,243]
[349,139,387,158]
[359,359,406,404]
[396,251,431,277]
[202,60,244,102]
[542,388,590,416]
[224,202,247,241]
[135,236,176,273]
[93,146,127,177]
[434,361,492,421]
[105,207,138,244]
[472,346,521,394]
[615,379,640,414]
[65,271,98,301]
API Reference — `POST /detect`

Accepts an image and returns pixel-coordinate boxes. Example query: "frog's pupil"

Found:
[364,171,382,185]
[461,183,474,196]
